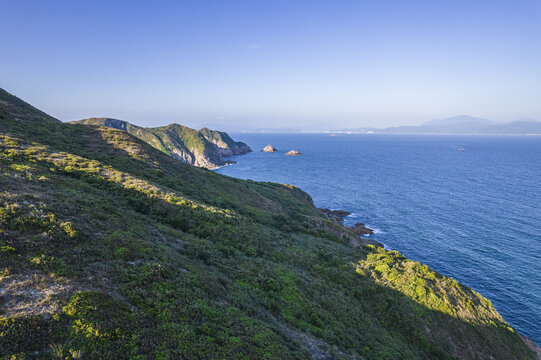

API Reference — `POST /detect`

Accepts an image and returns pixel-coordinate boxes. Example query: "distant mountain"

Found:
[380,116,541,135]
[200,122,332,134]
[486,120,541,135]
[71,118,251,169]
[516,118,539,123]
[422,115,499,127]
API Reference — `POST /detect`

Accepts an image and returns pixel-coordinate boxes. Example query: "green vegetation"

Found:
[71,118,251,169]
[0,88,535,359]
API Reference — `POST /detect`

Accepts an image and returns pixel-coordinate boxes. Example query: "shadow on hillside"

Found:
[2,116,324,223]
[0,167,536,359]
[40,171,537,359]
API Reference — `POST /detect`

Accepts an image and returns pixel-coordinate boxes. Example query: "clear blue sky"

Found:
[1,0,540,129]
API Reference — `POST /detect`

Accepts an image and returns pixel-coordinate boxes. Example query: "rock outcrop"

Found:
[318,208,378,246]
[285,150,302,156]
[318,208,351,223]
[262,145,277,152]
[349,223,375,236]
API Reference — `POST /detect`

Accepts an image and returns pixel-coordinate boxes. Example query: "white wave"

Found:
[367,225,383,234]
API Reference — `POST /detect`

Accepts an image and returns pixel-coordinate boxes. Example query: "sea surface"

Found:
[216,134,541,344]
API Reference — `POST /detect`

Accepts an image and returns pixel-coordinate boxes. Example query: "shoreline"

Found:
[318,207,383,248]
[319,206,541,355]
[215,148,540,350]
[521,335,541,359]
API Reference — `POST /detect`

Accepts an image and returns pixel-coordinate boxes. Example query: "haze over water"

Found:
[217,134,541,344]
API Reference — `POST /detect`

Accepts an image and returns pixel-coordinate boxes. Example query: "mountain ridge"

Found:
[71,117,251,169]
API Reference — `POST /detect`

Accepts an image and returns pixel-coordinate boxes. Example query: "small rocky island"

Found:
[262,145,277,152]
[285,150,302,156]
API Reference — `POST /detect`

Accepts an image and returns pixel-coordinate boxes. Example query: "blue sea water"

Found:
[216,134,541,344]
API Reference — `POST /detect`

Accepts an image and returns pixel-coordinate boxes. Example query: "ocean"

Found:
[215,133,541,344]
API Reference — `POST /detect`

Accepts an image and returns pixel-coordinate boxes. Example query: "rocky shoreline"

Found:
[318,207,541,356]
[318,208,382,247]
[521,335,541,360]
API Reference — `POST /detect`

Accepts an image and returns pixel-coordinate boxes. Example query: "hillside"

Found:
[0,88,536,359]
[71,118,251,169]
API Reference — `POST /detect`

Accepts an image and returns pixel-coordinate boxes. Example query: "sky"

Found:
[1,0,540,130]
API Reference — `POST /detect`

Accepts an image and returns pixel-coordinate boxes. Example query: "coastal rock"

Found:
[309,216,383,248]
[318,208,351,223]
[318,208,379,246]
[520,335,541,359]
[262,145,277,152]
[348,223,374,236]
[285,150,302,156]
[349,236,383,248]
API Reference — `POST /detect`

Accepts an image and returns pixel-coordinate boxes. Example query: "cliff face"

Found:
[71,118,251,169]
[0,87,536,360]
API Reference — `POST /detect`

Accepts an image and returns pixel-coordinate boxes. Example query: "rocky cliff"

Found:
[71,118,251,169]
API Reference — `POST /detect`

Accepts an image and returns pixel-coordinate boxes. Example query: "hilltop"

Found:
[71,118,251,169]
[0,88,536,359]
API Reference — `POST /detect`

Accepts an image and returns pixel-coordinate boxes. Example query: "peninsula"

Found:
[71,118,251,169]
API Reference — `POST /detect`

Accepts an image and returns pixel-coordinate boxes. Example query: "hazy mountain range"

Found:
[369,116,541,135]
[213,115,541,135]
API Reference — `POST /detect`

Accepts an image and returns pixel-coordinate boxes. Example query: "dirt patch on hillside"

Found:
[0,272,76,317]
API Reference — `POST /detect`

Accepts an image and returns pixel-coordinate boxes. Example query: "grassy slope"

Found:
[0,88,535,360]
[72,118,250,168]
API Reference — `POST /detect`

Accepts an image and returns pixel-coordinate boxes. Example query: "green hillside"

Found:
[71,118,251,169]
[0,88,535,359]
